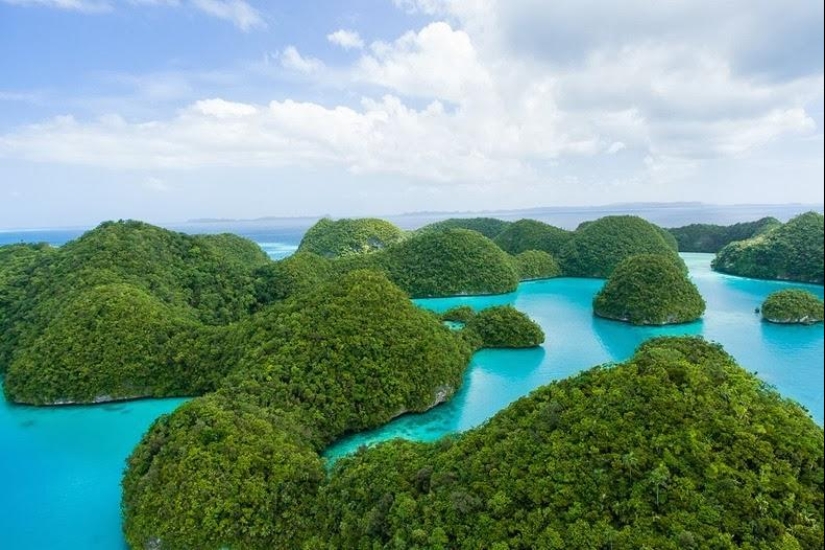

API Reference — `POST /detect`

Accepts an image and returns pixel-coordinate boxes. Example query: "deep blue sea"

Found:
[1,207,823,549]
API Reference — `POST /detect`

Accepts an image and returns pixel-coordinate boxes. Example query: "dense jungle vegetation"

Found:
[416,217,512,239]
[761,289,824,324]
[297,217,406,258]
[2,215,823,550]
[559,215,681,277]
[593,254,706,325]
[712,212,824,284]
[668,217,781,252]
[492,219,571,256]
[125,337,825,550]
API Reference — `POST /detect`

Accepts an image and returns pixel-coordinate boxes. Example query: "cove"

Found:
[325,253,824,459]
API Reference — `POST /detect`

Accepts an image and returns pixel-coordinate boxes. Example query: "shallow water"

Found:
[0,253,822,549]
[324,253,824,458]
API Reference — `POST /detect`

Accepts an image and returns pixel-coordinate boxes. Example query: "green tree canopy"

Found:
[379,229,519,297]
[492,219,571,256]
[712,212,824,284]
[593,254,706,325]
[297,218,406,258]
[466,305,545,348]
[668,217,781,252]
[312,337,824,550]
[559,215,680,278]
[512,250,562,281]
[761,289,824,324]
[416,217,512,239]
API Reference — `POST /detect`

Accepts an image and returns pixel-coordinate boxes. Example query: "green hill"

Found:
[297,218,406,258]
[465,305,545,348]
[712,212,824,284]
[559,216,681,277]
[379,229,519,297]
[593,254,706,325]
[761,289,824,324]
[124,271,552,550]
[312,337,824,550]
[416,217,511,239]
[511,250,562,280]
[1,221,270,403]
[669,217,781,252]
[492,219,571,256]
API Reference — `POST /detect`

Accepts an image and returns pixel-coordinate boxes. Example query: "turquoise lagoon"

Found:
[0,253,823,549]
[325,254,824,457]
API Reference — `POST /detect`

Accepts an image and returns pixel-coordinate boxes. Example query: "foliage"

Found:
[0,243,57,373]
[465,306,545,348]
[252,251,332,305]
[712,212,824,284]
[297,218,406,258]
[122,394,324,550]
[378,229,519,297]
[492,219,571,256]
[559,216,680,277]
[668,217,781,253]
[512,250,562,280]
[654,226,679,251]
[416,218,512,239]
[593,254,706,325]
[227,270,474,442]
[122,270,478,549]
[0,221,270,402]
[312,337,824,550]
[761,289,824,324]
[440,306,476,324]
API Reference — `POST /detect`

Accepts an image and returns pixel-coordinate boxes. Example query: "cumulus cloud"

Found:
[280,47,325,74]
[355,22,491,103]
[1,0,821,204]
[327,29,364,50]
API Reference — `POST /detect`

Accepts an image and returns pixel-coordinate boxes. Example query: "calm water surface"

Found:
[0,253,822,549]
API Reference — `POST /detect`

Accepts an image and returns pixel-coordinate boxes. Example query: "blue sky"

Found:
[1,0,823,229]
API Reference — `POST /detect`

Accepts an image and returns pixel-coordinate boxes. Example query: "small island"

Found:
[593,254,705,325]
[761,289,824,324]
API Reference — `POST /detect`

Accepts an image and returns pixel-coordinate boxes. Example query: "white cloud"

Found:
[280,47,325,74]
[355,22,491,103]
[0,0,110,11]
[1,6,822,206]
[193,98,257,117]
[189,0,265,31]
[327,29,364,50]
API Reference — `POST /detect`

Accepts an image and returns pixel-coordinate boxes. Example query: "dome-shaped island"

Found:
[761,289,824,324]
[593,254,705,325]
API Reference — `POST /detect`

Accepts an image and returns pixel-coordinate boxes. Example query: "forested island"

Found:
[761,289,824,324]
[712,212,824,284]
[1,213,823,550]
[593,254,705,325]
[122,337,823,549]
[668,217,781,252]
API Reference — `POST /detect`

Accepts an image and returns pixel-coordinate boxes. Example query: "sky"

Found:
[0,0,823,229]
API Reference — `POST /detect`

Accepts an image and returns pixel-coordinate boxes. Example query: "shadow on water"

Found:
[591,314,705,364]
[323,345,547,462]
